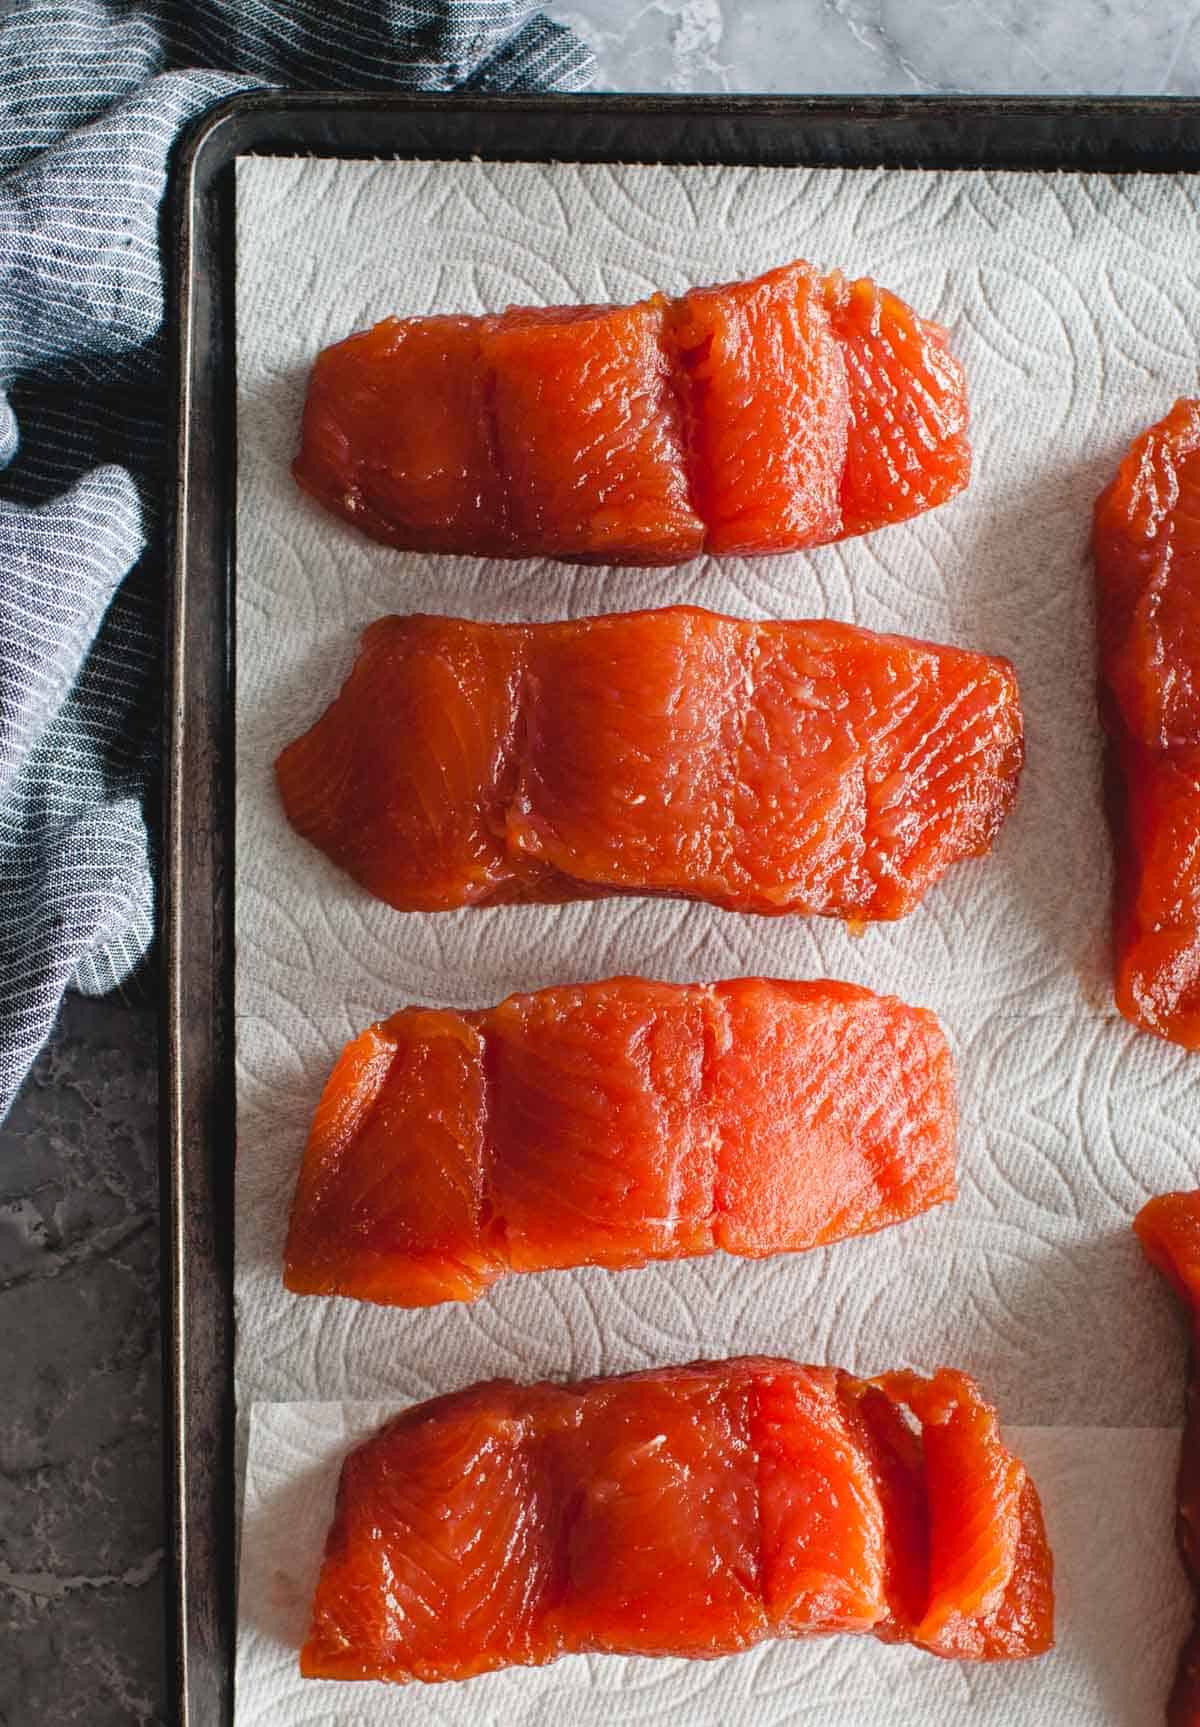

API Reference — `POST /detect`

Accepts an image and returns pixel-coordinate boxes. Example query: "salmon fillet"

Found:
[300,1358,1052,1684]
[293,260,969,565]
[283,976,956,1306]
[824,272,971,538]
[1135,1191,1200,1726]
[275,606,1024,918]
[1094,402,1200,1048]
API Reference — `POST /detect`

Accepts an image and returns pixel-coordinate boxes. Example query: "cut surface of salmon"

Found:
[880,1369,1040,1660]
[284,976,956,1306]
[482,977,713,1274]
[753,1364,888,1634]
[1094,402,1200,1047]
[825,273,972,538]
[285,1009,500,1306]
[1135,1191,1200,1725]
[275,607,1023,919]
[293,260,969,565]
[1110,737,1200,1049]
[300,1381,554,1683]
[300,1358,1052,1685]
[483,300,704,563]
[549,1367,765,1656]
[292,314,506,555]
[666,261,848,554]
[274,614,527,913]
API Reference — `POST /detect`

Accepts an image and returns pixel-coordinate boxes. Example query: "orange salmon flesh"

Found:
[275,606,1024,919]
[293,261,970,565]
[1135,1191,1200,1726]
[300,1358,1053,1684]
[284,976,957,1307]
[1094,401,1200,1049]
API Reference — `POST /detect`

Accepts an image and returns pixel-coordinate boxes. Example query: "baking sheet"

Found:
[234,155,1198,1720]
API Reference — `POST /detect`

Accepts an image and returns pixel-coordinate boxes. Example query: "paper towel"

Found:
[234,156,1200,1719]
[234,1402,1189,1727]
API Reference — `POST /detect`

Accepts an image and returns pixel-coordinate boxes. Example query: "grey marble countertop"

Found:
[566,0,1200,94]
[3,6,1200,1723]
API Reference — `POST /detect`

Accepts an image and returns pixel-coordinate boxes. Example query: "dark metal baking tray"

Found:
[162,90,1200,1727]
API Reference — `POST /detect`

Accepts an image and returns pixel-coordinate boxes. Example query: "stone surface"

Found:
[564,0,1200,94]
[4,6,1200,1722]
[0,985,162,1726]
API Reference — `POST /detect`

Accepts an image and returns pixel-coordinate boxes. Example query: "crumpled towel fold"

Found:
[0,0,593,1119]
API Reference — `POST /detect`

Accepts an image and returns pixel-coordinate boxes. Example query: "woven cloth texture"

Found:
[0,0,593,1117]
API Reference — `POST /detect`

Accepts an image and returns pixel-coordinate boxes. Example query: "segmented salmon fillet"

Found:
[301,1358,1052,1684]
[275,606,1023,918]
[1135,1191,1200,1726]
[293,261,969,565]
[284,976,956,1307]
[1094,402,1200,1048]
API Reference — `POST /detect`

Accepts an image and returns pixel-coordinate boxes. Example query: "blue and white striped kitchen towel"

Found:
[0,2,593,1119]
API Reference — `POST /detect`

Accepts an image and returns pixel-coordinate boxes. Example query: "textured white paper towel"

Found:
[235,157,1200,1718]
[234,1403,1189,1727]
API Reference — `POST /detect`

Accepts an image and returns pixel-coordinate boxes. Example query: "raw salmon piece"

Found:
[283,976,956,1307]
[1136,1192,1200,1726]
[1136,1190,1200,1311]
[511,607,751,904]
[825,273,970,538]
[881,1369,1051,1661]
[549,1366,765,1656]
[292,315,506,554]
[710,977,956,1257]
[1095,400,1200,753]
[514,608,1024,915]
[293,260,970,565]
[752,1365,889,1633]
[283,1009,500,1306]
[842,1379,930,1640]
[301,1380,556,1682]
[483,978,714,1272]
[718,617,1022,918]
[667,260,847,554]
[276,608,1023,919]
[275,614,526,912]
[482,301,704,564]
[1109,737,1200,1050]
[1093,402,1200,1047]
[300,1357,1052,1686]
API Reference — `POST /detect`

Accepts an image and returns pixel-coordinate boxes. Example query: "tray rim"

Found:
[162,87,1200,1727]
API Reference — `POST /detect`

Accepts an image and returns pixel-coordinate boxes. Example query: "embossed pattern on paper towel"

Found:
[235,159,1198,1418]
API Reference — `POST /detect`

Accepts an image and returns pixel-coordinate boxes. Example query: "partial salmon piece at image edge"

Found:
[283,976,957,1307]
[274,607,1024,919]
[293,260,969,565]
[1094,400,1200,1048]
[1135,1191,1200,1726]
[300,1358,1053,1684]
